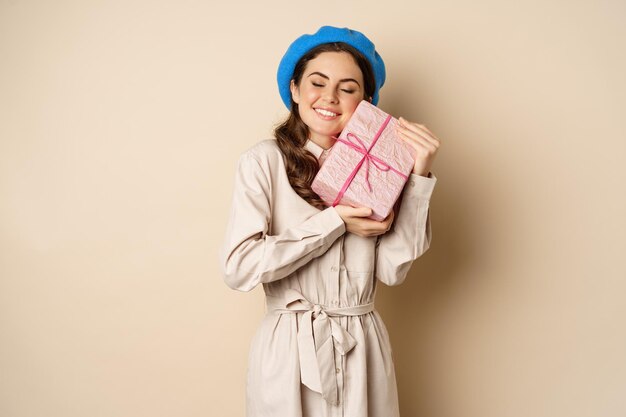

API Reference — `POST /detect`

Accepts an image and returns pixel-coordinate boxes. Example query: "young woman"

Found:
[219,25,441,417]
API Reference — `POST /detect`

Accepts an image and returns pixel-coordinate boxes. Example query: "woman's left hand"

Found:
[396,117,441,177]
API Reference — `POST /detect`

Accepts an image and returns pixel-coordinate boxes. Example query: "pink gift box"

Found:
[311,100,417,221]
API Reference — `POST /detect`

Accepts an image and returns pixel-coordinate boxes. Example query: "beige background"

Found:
[1,0,625,416]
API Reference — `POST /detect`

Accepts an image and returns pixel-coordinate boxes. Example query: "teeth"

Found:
[315,108,337,117]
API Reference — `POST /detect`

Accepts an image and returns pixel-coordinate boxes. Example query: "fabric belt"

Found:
[265,288,375,406]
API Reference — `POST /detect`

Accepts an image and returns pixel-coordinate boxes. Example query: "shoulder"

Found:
[241,139,282,161]
[238,139,285,171]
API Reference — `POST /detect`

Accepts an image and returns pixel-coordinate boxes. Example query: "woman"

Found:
[219,25,441,417]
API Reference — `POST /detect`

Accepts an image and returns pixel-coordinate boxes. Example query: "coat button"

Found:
[331,266,338,271]
[336,368,341,373]
[409,180,415,187]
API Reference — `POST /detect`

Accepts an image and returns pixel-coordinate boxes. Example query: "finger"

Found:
[398,117,436,136]
[397,123,439,147]
[369,211,394,226]
[347,206,373,217]
[351,220,388,236]
[363,227,388,237]
[382,210,395,224]
[397,129,438,152]
[369,218,394,234]
[398,117,429,133]
[352,218,386,233]
[398,118,440,144]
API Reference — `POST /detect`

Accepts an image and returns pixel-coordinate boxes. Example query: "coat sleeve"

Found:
[219,151,346,292]
[374,171,437,286]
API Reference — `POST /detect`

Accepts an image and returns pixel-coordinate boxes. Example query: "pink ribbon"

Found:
[331,115,408,207]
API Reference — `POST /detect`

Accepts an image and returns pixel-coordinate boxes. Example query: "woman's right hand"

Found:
[334,205,395,238]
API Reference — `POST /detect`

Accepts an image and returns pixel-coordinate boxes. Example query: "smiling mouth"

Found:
[314,108,340,117]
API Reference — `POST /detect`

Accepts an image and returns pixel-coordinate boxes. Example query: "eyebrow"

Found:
[307,71,361,87]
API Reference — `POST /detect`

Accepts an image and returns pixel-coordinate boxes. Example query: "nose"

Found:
[322,87,339,103]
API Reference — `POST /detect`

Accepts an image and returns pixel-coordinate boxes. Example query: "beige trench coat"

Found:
[219,138,437,417]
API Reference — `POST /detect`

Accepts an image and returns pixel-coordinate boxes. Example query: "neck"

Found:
[309,134,336,150]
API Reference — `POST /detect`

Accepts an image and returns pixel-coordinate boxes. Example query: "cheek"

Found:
[343,98,362,115]
[302,87,320,101]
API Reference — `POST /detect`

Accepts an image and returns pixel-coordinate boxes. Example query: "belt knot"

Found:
[265,288,375,406]
[312,304,323,318]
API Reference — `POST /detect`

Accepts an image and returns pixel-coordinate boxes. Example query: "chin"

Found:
[325,131,342,139]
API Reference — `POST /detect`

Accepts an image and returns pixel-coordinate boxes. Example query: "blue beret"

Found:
[277,25,386,109]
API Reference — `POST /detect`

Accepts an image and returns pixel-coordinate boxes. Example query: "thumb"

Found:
[350,206,373,217]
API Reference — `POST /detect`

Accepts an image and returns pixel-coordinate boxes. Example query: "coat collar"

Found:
[304,139,324,159]
[305,139,333,160]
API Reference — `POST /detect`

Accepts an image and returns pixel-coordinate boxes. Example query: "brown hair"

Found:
[274,42,376,209]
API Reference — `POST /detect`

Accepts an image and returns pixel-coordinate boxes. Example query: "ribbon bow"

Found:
[331,115,408,207]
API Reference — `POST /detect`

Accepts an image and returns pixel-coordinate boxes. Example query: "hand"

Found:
[396,117,441,177]
[334,205,395,238]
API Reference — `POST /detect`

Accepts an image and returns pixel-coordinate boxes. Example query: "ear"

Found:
[367,95,373,103]
[290,80,300,104]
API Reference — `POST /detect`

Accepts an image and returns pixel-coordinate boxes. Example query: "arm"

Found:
[219,152,346,292]
[374,172,437,286]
